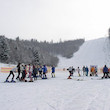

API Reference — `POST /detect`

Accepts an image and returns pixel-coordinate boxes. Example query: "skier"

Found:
[16,63,21,80]
[5,66,17,82]
[102,65,110,79]
[42,65,47,79]
[67,66,72,79]
[77,67,81,77]
[51,66,55,78]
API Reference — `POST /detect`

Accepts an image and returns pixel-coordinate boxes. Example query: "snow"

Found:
[58,37,110,68]
[1,37,110,110]
[0,71,110,110]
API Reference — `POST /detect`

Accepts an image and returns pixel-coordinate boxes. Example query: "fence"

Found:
[0,67,15,73]
[0,66,103,74]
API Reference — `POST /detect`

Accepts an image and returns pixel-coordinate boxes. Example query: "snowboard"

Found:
[67,77,72,79]
[28,80,34,82]
[4,80,16,83]
[73,78,84,81]
[42,77,47,79]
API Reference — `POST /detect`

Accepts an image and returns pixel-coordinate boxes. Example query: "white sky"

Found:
[0,0,110,42]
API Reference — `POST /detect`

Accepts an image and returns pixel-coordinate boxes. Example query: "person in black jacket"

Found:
[16,63,21,80]
[33,65,38,80]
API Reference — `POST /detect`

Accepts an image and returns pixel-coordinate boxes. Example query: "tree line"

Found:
[0,36,84,66]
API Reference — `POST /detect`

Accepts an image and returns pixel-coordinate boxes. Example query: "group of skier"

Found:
[5,63,56,82]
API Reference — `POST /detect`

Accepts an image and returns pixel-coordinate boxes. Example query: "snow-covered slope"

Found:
[58,37,110,68]
[1,37,110,110]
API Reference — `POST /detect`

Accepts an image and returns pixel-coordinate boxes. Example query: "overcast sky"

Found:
[0,0,110,42]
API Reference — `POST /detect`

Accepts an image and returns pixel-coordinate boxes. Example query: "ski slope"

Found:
[1,37,110,110]
[0,71,110,110]
[58,37,110,68]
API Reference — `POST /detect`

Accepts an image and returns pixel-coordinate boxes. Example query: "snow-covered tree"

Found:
[0,36,10,63]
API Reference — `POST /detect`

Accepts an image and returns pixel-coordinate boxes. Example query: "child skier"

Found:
[5,66,17,82]
[51,66,55,78]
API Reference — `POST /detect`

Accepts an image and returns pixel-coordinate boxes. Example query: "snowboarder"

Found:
[94,67,98,76]
[28,64,33,82]
[85,66,89,76]
[51,66,55,78]
[71,66,75,76]
[16,63,21,80]
[38,65,43,78]
[5,67,17,82]
[77,67,81,77]
[67,66,72,79]
[82,66,86,76]
[33,65,38,80]
[90,66,95,76]
[20,64,27,82]
[20,64,25,81]
[102,65,110,79]
[42,65,47,79]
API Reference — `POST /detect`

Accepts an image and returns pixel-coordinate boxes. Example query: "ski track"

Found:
[85,82,110,110]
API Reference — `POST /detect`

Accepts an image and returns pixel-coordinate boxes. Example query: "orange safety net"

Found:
[1,67,14,73]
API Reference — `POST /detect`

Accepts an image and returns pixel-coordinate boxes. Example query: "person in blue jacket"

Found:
[85,66,89,76]
[51,66,55,78]
[102,65,110,79]
[42,65,47,79]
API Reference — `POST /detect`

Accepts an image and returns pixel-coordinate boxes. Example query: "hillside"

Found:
[0,36,84,66]
[58,37,110,68]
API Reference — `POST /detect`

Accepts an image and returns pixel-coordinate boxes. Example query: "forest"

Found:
[0,36,84,66]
